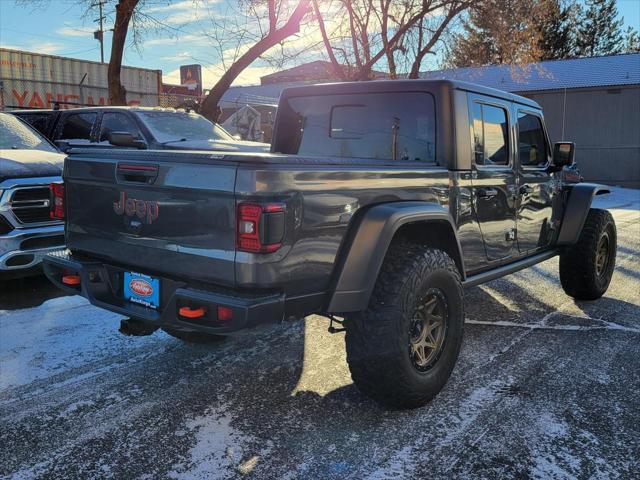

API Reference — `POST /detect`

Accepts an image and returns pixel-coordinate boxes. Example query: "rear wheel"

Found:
[161,327,226,344]
[345,245,464,409]
[560,208,616,300]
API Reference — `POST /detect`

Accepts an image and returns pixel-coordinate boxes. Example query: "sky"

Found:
[1,0,639,89]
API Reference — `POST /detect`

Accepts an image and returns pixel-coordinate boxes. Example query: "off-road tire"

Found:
[345,244,464,409]
[560,208,616,300]
[161,327,226,344]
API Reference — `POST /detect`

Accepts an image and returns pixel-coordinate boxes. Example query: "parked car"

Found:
[12,107,269,153]
[0,113,65,278]
[43,80,616,409]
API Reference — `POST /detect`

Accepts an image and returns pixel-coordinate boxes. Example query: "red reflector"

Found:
[217,306,233,322]
[50,182,65,220]
[62,274,80,285]
[179,306,207,319]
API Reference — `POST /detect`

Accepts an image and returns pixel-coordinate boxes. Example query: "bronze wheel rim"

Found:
[596,231,610,277]
[409,290,447,372]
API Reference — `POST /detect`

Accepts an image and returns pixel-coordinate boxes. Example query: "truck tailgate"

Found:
[64,151,237,286]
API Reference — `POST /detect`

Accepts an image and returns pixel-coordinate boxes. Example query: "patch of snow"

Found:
[0,295,165,389]
[168,405,259,480]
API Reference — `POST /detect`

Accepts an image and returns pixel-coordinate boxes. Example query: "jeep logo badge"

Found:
[113,191,159,225]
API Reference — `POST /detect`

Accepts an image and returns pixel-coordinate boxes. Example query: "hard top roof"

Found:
[280,79,540,108]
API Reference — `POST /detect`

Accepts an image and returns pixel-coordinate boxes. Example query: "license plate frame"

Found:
[124,271,160,309]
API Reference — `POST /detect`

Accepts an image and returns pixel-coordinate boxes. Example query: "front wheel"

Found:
[560,208,616,300]
[345,245,464,410]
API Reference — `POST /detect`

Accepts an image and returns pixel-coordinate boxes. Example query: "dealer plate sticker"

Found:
[124,272,160,309]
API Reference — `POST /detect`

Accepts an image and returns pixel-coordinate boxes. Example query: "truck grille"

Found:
[10,187,53,224]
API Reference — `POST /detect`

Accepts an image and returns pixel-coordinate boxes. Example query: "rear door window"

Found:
[99,112,142,142]
[471,103,510,167]
[275,92,436,163]
[58,112,97,142]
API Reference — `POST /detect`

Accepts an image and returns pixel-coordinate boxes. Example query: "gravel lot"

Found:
[1,188,639,479]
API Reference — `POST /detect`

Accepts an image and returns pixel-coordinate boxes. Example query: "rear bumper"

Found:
[0,224,65,272]
[43,250,285,334]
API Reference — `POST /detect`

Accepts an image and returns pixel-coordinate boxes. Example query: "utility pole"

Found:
[92,0,107,63]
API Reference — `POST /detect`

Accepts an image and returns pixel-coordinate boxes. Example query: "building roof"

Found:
[419,53,640,92]
[260,60,386,85]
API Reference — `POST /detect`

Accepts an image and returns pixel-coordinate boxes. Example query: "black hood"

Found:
[0,149,65,181]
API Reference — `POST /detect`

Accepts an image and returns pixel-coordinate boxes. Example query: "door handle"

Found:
[519,184,534,195]
[116,163,159,184]
[477,188,498,199]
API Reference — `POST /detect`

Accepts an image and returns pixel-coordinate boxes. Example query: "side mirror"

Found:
[107,131,148,149]
[552,142,575,169]
[54,139,70,153]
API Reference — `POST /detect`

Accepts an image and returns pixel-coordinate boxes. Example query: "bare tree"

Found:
[407,3,471,78]
[199,0,312,121]
[313,0,473,81]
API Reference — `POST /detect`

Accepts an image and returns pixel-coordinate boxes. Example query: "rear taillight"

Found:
[50,182,65,220]
[237,202,285,253]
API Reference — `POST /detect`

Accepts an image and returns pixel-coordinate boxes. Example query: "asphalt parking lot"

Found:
[1,188,639,479]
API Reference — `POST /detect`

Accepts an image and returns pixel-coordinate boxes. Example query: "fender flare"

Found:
[326,202,464,313]
[556,183,611,245]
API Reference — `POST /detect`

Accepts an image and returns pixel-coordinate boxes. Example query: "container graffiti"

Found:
[0,48,162,110]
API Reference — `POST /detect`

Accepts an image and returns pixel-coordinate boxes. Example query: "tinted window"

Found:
[16,113,54,137]
[0,113,57,152]
[100,112,141,142]
[275,92,436,163]
[59,113,96,141]
[471,103,509,166]
[517,112,548,167]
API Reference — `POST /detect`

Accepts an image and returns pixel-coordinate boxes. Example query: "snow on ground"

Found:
[0,187,639,479]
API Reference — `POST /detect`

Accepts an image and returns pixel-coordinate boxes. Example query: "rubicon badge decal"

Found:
[114,191,159,224]
[129,279,153,297]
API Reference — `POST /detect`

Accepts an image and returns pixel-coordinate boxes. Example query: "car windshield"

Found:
[137,111,234,143]
[0,113,57,152]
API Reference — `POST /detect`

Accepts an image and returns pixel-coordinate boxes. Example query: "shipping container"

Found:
[0,48,162,110]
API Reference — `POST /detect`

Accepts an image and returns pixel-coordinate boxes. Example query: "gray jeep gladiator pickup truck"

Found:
[43,80,616,409]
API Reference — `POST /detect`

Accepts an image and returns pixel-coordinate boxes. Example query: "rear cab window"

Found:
[275,92,436,163]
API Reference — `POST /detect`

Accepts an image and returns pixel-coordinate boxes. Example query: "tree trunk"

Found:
[200,40,276,120]
[108,0,138,105]
[200,0,310,121]
[380,0,397,79]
